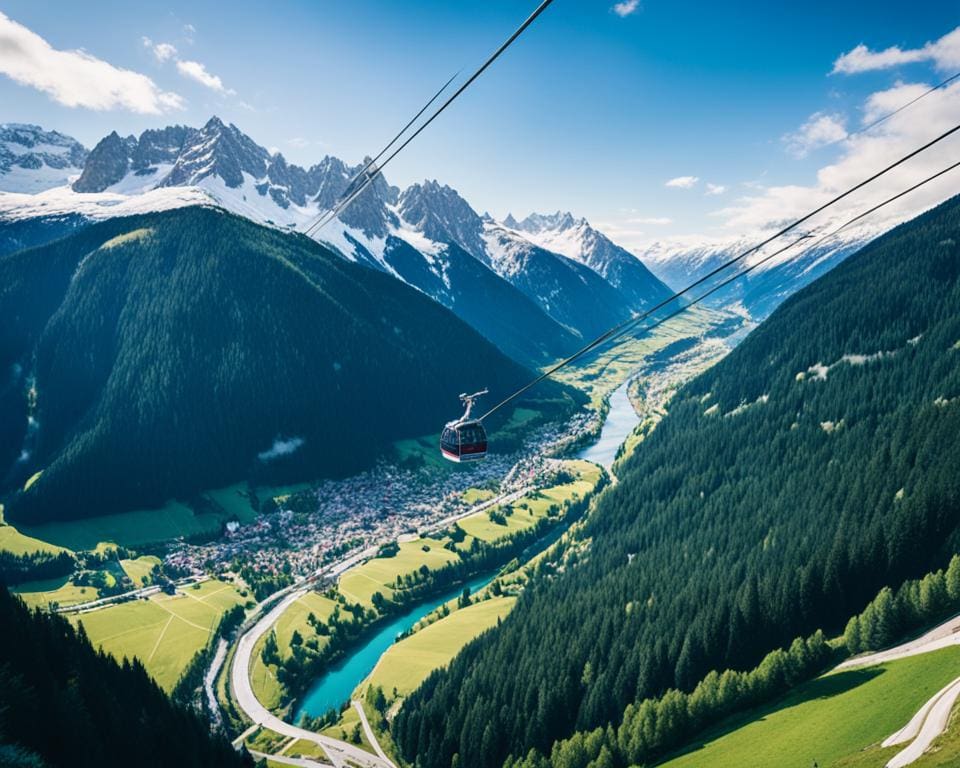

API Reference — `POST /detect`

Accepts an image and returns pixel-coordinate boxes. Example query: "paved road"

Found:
[229,548,391,768]
[352,700,397,768]
[833,611,960,767]
[837,613,960,670]
[886,673,960,768]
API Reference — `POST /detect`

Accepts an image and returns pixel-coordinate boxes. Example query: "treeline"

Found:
[502,631,831,768]
[393,195,960,767]
[501,553,960,768]
[844,554,960,654]
[0,548,74,585]
[0,207,578,523]
[0,585,252,767]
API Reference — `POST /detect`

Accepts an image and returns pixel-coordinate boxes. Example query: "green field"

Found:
[555,307,719,407]
[14,483,262,552]
[461,487,496,505]
[120,555,161,587]
[460,460,598,542]
[14,574,101,608]
[362,596,515,701]
[338,461,600,609]
[68,578,247,691]
[339,538,460,607]
[19,501,223,551]
[662,646,960,768]
[250,590,341,710]
[0,523,70,555]
[860,707,960,768]
[319,704,376,754]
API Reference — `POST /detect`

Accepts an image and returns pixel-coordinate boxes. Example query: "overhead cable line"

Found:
[843,70,960,143]
[303,0,555,236]
[303,69,460,238]
[598,157,960,355]
[478,121,960,420]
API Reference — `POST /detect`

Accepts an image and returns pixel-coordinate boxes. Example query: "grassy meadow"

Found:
[250,590,342,710]
[362,595,515,701]
[662,646,960,768]
[68,578,248,692]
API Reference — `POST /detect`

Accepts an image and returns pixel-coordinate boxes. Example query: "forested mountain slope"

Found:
[393,195,960,768]
[0,586,251,768]
[0,207,575,523]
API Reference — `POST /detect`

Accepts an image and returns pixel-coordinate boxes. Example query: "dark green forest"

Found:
[393,196,960,768]
[0,585,252,768]
[0,207,579,523]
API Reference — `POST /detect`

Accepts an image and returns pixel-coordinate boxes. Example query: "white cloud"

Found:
[832,27,960,75]
[783,112,848,157]
[258,436,305,462]
[629,216,672,225]
[705,183,727,196]
[142,37,177,62]
[666,175,699,189]
[288,137,311,149]
[612,0,641,17]
[715,78,960,240]
[176,59,231,93]
[0,12,183,114]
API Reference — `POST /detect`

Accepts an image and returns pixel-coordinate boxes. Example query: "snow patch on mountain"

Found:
[0,124,88,193]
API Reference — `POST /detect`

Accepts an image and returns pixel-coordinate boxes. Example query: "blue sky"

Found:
[1,1,959,247]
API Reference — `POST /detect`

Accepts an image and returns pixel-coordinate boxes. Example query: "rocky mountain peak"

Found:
[71,131,134,192]
[398,180,486,260]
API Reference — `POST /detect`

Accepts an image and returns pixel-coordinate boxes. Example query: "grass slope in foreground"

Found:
[661,645,960,768]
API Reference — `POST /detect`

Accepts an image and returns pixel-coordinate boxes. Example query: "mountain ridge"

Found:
[0,117,674,362]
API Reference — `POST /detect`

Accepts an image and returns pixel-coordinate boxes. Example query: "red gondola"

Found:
[440,390,488,462]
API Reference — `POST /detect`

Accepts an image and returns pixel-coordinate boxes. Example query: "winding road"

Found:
[229,547,390,768]
[838,612,960,767]
[224,483,538,766]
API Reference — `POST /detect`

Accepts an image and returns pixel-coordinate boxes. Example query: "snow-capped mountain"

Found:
[0,124,88,193]
[0,118,598,365]
[1,115,874,361]
[507,211,675,311]
[640,229,875,319]
[396,182,637,338]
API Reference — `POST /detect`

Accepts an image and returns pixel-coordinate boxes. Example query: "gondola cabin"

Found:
[440,389,489,462]
[441,419,488,462]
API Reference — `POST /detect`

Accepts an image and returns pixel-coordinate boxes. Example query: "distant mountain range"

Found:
[0,124,88,194]
[0,118,678,368]
[0,116,903,356]
[640,232,875,318]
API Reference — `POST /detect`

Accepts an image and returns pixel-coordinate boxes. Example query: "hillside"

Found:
[0,585,251,768]
[392,195,960,768]
[0,207,577,523]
